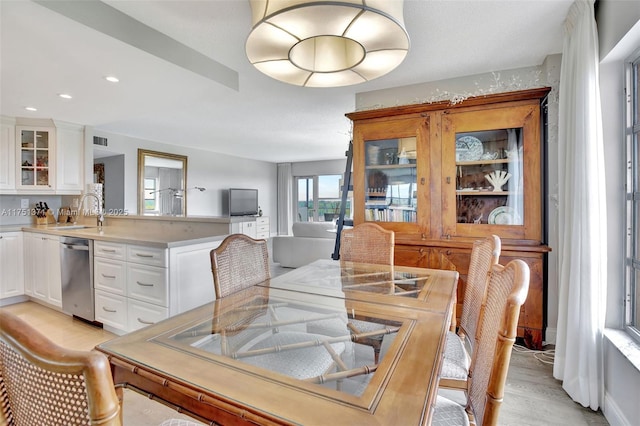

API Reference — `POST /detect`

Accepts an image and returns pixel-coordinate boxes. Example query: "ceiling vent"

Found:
[93,136,107,146]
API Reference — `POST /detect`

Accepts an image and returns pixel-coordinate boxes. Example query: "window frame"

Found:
[294,174,351,223]
[144,177,158,212]
[624,50,640,343]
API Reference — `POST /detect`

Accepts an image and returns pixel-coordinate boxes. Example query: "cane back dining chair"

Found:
[339,222,395,265]
[210,240,349,384]
[433,259,530,426]
[0,310,121,426]
[337,223,395,362]
[210,233,271,299]
[439,235,501,390]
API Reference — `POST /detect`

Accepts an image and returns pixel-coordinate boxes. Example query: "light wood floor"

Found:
[0,301,609,426]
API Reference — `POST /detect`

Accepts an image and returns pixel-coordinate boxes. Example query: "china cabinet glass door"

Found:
[442,103,542,241]
[363,137,417,223]
[19,128,51,188]
[455,129,523,225]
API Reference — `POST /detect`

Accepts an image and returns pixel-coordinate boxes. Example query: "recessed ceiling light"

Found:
[58,93,72,99]
[105,76,119,83]
[25,106,37,112]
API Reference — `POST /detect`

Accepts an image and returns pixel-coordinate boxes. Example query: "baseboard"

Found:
[604,391,632,426]
[0,295,28,307]
[544,327,557,345]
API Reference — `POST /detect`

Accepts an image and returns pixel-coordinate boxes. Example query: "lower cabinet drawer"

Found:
[94,241,126,260]
[128,299,168,331]
[95,290,127,330]
[127,245,167,267]
[94,258,125,294]
[127,264,168,306]
[256,217,269,239]
[256,226,269,239]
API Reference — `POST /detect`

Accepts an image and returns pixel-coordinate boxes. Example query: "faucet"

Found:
[74,193,104,230]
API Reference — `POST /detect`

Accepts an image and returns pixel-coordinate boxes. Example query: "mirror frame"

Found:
[137,149,188,216]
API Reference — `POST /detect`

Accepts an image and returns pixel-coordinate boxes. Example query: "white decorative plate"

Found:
[456,136,483,161]
[488,206,521,225]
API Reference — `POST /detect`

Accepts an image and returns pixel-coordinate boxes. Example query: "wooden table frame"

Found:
[97,262,458,425]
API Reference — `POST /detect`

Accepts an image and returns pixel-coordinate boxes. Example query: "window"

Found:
[625,51,640,342]
[295,174,351,222]
[144,178,157,212]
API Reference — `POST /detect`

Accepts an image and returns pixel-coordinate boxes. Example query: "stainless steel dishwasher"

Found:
[60,236,95,322]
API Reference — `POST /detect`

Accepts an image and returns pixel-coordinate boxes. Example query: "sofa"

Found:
[272,222,337,268]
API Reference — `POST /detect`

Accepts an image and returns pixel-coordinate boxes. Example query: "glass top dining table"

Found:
[96,260,459,425]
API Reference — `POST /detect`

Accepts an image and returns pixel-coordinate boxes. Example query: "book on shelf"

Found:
[365,207,416,223]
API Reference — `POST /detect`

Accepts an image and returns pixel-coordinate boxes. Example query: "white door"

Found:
[31,234,48,301]
[0,232,24,298]
[45,235,62,307]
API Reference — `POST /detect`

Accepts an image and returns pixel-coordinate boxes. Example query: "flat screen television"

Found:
[229,188,258,216]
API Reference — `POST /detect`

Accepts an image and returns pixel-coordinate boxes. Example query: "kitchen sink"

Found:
[51,225,91,230]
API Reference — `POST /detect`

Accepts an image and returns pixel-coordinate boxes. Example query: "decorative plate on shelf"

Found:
[456,136,483,161]
[488,206,521,225]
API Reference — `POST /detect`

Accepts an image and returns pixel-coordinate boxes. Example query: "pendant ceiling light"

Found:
[246,0,410,88]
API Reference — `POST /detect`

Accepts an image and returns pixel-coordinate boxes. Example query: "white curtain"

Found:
[277,163,293,235]
[553,0,606,410]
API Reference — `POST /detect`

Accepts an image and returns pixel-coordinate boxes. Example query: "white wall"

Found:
[597,1,640,424]
[84,129,278,233]
[291,159,346,177]
[94,154,125,211]
[356,65,548,111]
[0,194,62,226]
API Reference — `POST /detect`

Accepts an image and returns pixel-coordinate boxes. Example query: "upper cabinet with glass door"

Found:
[17,126,55,191]
[441,102,542,242]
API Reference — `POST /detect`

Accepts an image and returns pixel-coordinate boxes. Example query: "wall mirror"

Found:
[138,149,188,216]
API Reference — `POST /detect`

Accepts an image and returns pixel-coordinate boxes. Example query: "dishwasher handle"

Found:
[61,243,90,251]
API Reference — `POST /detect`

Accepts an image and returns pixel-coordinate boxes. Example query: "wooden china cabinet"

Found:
[347,88,551,349]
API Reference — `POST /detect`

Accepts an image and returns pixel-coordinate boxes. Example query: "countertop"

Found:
[12,224,228,249]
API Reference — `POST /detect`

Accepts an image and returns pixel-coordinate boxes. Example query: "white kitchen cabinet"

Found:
[0,116,16,192]
[23,233,34,296]
[24,232,62,308]
[1,118,83,194]
[45,236,62,306]
[16,125,56,192]
[93,237,222,335]
[167,239,220,315]
[94,241,169,335]
[53,120,84,194]
[0,232,24,299]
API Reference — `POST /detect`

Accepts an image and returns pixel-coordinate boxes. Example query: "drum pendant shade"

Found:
[246,0,410,87]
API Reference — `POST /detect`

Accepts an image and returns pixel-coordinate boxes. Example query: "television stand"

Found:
[229,216,269,239]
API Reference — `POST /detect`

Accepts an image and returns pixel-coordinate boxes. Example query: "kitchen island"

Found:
[19,214,252,248]
[2,215,257,335]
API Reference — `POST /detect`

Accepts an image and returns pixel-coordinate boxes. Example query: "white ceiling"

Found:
[0,0,573,163]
